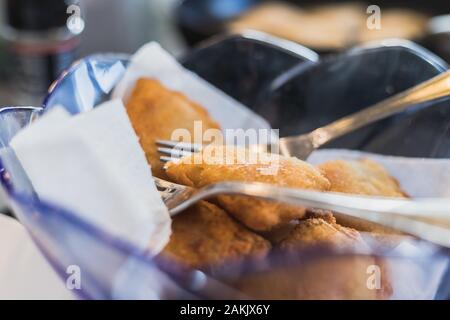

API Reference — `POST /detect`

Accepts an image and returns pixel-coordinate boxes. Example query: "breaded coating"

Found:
[165,145,331,231]
[228,254,392,299]
[126,78,220,178]
[279,214,365,250]
[160,201,271,269]
[267,215,392,299]
[318,159,407,236]
[318,159,407,197]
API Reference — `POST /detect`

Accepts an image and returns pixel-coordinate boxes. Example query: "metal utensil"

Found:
[154,176,450,247]
[159,69,450,160]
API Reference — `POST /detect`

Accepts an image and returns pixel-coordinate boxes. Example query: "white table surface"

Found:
[0,214,75,299]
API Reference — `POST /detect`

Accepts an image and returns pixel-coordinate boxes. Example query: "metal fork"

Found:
[154,176,450,247]
[158,69,450,160]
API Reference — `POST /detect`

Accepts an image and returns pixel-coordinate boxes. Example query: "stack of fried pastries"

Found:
[126,78,408,299]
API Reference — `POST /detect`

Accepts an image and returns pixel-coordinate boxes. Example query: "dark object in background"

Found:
[181,35,450,159]
[0,0,83,106]
[181,33,318,108]
[254,44,450,158]
[0,35,6,77]
[176,0,260,45]
[427,14,450,63]
[6,0,69,30]
[176,0,450,59]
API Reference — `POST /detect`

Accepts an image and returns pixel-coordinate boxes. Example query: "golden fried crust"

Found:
[165,146,331,231]
[318,159,407,197]
[318,159,407,236]
[160,201,271,269]
[275,216,392,299]
[126,78,220,178]
[229,255,392,299]
[279,215,364,250]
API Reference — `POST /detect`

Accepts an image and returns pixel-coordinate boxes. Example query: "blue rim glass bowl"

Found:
[1,34,450,299]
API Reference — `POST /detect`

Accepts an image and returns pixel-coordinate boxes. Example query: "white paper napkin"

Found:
[386,240,448,300]
[10,100,171,254]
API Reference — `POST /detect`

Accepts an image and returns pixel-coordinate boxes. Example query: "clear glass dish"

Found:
[0,34,449,299]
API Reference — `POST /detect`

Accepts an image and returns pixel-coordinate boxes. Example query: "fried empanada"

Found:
[160,201,271,269]
[318,159,408,237]
[273,214,392,299]
[227,254,392,300]
[165,145,330,231]
[126,78,220,178]
[279,213,365,249]
[318,159,406,197]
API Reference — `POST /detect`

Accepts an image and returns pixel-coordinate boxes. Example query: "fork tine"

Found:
[156,140,202,152]
[160,156,177,163]
[157,147,193,158]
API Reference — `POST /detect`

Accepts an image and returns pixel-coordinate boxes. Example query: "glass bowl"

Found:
[0,34,449,299]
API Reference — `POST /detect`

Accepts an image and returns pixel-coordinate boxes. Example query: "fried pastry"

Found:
[279,214,365,250]
[165,145,331,231]
[227,254,392,300]
[358,9,428,43]
[228,2,365,50]
[126,78,220,178]
[270,214,392,299]
[318,159,406,197]
[160,201,271,269]
[318,159,407,236]
[228,2,427,50]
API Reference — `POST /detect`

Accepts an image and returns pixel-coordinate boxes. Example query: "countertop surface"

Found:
[0,214,75,299]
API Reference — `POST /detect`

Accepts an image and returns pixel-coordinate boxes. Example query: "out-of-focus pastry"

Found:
[165,145,331,231]
[359,9,429,43]
[126,78,220,178]
[228,3,308,43]
[160,201,271,269]
[228,3,428,50]
[228,2,364,50]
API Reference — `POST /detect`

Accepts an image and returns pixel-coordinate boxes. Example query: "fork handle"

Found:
[307,70,450,148]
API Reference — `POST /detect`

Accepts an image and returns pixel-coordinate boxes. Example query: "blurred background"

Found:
[0,0,449,108]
